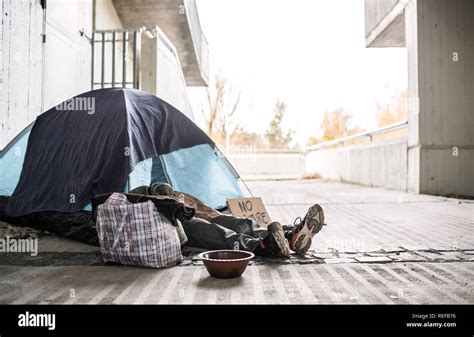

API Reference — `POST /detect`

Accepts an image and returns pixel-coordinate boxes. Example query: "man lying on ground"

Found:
[130,183,326,258]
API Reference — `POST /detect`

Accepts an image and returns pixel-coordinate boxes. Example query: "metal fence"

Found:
[91,28,143,90]
[218,121,408,155]
[306,120,408,152]
[219,145,301,155]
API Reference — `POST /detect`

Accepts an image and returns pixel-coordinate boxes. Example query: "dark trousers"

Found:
[182,214,293,253]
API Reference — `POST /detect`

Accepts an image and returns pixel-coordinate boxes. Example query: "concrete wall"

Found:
[365,0,474,197]
[405,0,474,197]
[306,138,408,191]
[1,0,202,150]
[227,154,305,179]
[95,0,122,30]
[42,0,92,111]
[140,31,194,119]
[227,138,409,191]
[0,0,43,149]
[0,0,92,150]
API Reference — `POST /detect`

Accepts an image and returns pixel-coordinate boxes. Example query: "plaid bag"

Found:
[96,193,182,268]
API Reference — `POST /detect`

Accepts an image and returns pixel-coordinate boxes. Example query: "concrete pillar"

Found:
[139,32,194,119]
[140,36,159,96]
[406,0,474,197]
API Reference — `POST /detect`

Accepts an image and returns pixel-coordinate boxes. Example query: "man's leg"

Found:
[209,214,266,239]
[205,214,290,257]
[182,215,290,257]
[182,217,261,252]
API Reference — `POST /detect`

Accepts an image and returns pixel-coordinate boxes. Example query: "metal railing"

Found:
[91,28,143,90]
[306,120,408,151]
[219,145,302,155]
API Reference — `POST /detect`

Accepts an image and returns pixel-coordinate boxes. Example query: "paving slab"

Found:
[338,253,362,259]
[355,256,393,263]
[323,258,358,264]
[413,250,445,261]
[250,180,473,254]
[437,251,463,261]
[388,252,428,262]
[0,179,473,304]
[0,263,471,304]
[312,253,338,259]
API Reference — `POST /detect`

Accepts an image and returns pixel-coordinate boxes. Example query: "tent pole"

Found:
[240,177,254,197]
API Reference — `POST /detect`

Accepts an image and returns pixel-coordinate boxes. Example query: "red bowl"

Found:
[199,250,254,279]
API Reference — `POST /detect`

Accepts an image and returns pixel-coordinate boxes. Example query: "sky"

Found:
[188,0,408,146]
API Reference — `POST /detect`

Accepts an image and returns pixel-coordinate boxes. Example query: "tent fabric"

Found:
[3,88,243,216]
[161,144,243,209]
[128,158,154,190]
[127,145,244,210]
[0,126,32,196]
[151,157,168,183]
[0,196,99,246]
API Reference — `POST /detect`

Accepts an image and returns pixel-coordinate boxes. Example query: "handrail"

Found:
[306,120,408,151]
[223,148,302,155]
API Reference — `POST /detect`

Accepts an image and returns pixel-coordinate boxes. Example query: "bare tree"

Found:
[201,72,241,145]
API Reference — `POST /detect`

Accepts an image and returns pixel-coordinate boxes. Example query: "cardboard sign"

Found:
[227,197,272,227]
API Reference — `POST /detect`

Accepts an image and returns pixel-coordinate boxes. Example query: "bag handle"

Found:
[112,211,128,249]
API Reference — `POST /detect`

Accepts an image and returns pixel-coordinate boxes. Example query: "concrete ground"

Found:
[0,180,473,304]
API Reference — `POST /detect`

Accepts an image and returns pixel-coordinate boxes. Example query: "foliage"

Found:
[307,108,365,146]
[264,100,294,148]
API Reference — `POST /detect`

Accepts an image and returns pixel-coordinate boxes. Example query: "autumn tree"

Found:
[265,100,293,149]
[306,136,320,147]
[307,108,364,146]
[376,90,407,127]
[321,108,354,142]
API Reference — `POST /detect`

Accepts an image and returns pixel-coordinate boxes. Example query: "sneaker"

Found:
[290,204,325,256]
[260,221,291,258]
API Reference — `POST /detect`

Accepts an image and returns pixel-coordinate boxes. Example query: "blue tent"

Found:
[0,88,244,216]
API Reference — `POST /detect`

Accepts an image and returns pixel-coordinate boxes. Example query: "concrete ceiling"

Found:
[367,13,405,47]
[112,0,207,86]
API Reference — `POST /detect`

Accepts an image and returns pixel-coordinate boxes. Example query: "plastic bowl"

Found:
[199,250,255,279]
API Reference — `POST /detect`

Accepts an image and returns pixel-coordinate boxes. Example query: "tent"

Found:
[0,88,245,217]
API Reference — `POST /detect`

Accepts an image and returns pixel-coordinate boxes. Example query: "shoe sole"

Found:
[294,204,324,256]
[268,222,291,258]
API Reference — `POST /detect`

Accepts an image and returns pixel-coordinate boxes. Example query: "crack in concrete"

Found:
[0,248,472,267]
